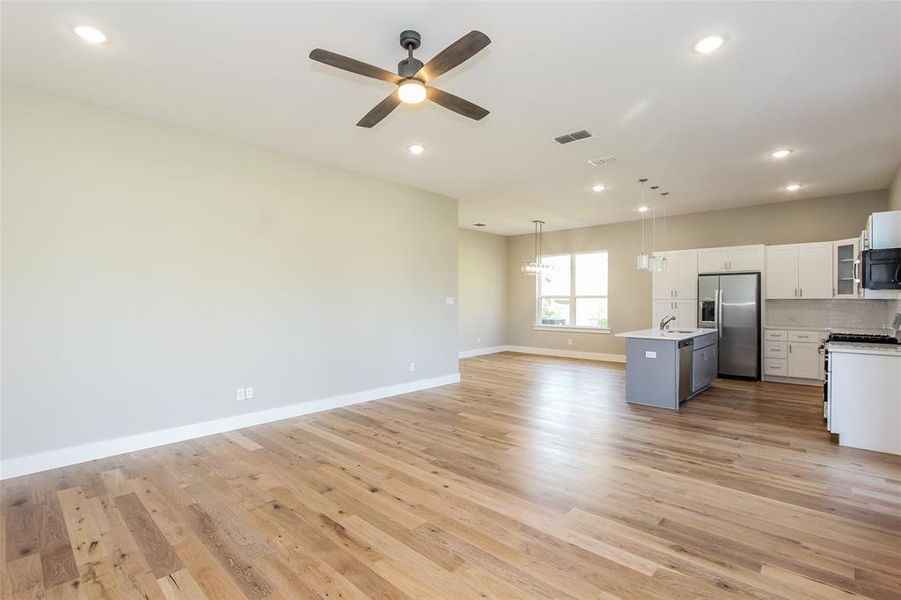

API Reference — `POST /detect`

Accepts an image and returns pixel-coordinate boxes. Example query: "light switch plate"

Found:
[445,296,455,306]
[236,388,245,401]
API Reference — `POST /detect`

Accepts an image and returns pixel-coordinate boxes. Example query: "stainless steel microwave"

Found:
[861,248,901,290]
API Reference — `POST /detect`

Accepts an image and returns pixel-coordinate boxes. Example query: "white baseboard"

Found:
[458,346,507,359]
[505,346,626,363]
[0,373,460,480]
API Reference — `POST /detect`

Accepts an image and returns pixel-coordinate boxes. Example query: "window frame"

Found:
[534,251,610,333]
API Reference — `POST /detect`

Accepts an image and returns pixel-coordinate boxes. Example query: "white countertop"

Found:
[767,325,893,335]
[616,328,717,341]
[827,341,901,357]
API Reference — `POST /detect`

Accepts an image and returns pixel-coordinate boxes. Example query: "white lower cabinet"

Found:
[652,299,697,330]
[764,329,826,381]
[786,341,821,379]
[676,300,697,329]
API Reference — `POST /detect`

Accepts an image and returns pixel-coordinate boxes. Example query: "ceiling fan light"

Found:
[398,79,426,104]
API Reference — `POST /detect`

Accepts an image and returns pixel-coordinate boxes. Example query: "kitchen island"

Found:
[616,328,718,409]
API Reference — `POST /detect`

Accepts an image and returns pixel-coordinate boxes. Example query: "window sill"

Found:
[532,326,611,334]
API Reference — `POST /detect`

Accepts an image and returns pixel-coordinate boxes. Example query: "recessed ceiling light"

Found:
[694,35,724,54]
[408,144,424,155]
[771,149,793,159]
[397,80,426,104]
[785,183,802,192]
[592,184,606,192]
[638,206,650,213]
[73,25,107,44]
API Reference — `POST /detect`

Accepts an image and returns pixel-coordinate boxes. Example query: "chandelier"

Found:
[521,220,553,275]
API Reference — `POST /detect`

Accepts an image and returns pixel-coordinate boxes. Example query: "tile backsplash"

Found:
[766,299,900,331]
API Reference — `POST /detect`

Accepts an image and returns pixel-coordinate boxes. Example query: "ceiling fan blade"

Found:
[309,49,402,85]
[415,31,491,81]
[356,92,402,128]
[427,87,489,121]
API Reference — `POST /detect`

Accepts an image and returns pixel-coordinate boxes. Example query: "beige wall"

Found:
[890,163,901,210]
[2,86,459,460]
[458,229,506,352]
[507,190,888,356]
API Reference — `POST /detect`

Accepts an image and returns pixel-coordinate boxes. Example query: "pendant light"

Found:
[635,178,650,271]
[649,186,669,273]
[649,184,660,272]
[660,191,670,272]
[521,220,553,275]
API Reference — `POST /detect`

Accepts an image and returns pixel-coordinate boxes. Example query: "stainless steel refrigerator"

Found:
[698,273,760,379]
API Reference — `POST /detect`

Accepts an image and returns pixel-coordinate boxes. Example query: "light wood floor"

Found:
[3,352,901,599]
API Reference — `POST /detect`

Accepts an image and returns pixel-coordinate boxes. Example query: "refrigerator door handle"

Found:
[717,289,724,338]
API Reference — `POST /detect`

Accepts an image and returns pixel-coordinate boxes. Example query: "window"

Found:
[537,252,609,329]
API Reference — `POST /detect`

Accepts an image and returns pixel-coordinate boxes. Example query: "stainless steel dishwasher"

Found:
[678,339,694,402]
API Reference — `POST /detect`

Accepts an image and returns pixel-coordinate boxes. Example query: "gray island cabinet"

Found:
[615,328,718,409]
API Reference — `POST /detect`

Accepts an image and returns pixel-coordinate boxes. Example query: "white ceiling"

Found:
[3,1,900,235]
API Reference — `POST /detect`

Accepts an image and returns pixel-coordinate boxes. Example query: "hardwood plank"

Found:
[56,488,107,567]
[3,553,44,599]
[113,493,183,579]
[157,568,208,600]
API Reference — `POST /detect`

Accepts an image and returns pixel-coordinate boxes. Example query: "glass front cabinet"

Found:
[832,238,860,298]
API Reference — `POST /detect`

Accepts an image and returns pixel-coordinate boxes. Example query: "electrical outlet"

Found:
[445,296,455,306]
[236,388,245,401]
[476,336,481,344]
[245,387,253,399]
[567,338,573,346]
[409,362,416,373]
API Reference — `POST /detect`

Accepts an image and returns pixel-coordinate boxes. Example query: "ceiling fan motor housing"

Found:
[398,57,424,78]
[398,30,423,78]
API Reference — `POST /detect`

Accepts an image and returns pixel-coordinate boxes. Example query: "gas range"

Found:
[827,333,900,345]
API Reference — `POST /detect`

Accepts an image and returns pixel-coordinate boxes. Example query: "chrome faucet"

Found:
[659,315,676,331]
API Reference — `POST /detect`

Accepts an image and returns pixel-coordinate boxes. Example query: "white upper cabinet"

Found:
[672,251,698,299]
[698,245,764,273]
[727,245,765,272]
[797,242,834,299]
[698,248,729,273]
[766,242,833,299]
[651,251,698,299]
[766,245,800,299]
[833,238,860,299]
[651,253,674,299]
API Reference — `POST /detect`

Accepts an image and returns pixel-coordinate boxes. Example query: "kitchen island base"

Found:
[617,329,718,410]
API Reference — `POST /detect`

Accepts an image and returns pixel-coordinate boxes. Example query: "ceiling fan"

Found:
[309,30,491,128]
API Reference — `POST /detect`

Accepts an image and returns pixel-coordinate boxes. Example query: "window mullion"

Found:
[570,255,577,325]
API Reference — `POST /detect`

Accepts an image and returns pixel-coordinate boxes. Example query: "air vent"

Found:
[588,155,617,167]
[553,129,593,145]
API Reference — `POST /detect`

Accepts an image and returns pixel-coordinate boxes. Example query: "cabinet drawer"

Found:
[765,358,787,375]
[765,342,787,358]
[764,330,787,341]
[788,330,824,343]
